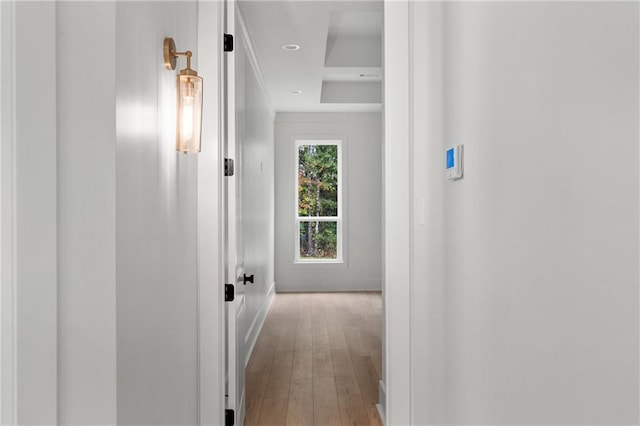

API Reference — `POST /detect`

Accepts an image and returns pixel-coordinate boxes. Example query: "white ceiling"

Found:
[237,0,383,113]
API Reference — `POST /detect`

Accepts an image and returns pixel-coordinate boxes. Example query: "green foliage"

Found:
[298,144,338,258]
[298,145,338,217]
[299,221,337,259]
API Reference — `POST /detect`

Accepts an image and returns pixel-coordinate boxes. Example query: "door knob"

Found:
[242,274,254,285]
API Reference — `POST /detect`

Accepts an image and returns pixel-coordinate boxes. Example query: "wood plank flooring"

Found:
[245,292,382,426]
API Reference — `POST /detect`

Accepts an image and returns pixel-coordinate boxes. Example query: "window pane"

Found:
[298,144,338,217]
[299,221,338,260]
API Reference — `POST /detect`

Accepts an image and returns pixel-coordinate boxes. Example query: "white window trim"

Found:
[294,139,343,264]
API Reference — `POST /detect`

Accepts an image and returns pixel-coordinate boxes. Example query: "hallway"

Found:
[245,292,382,426]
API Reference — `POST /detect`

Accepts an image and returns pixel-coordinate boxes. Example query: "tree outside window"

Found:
[295,141,342,262]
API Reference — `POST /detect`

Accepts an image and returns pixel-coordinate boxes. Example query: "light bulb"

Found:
[181,95,194,140]
[176,74,203,153]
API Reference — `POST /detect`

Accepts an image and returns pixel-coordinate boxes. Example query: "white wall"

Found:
[3,2,59,424]
[275,112,382,292]
[1,1,225,424]
[115,2,199,424]
[57,3,117,424]
[0,3,14,422]
[236,12,276,363]
[409,2,445,424]
[407,2,639,424]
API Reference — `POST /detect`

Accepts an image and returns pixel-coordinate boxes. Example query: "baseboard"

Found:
[276,280,382,293]
[376,380,386,425]
[245,306,262,348]
[244,281,276,367]
[267,281,276,301]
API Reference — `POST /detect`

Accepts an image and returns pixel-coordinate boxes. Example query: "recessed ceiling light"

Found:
[291,89,302,94]
[282,43,301,51]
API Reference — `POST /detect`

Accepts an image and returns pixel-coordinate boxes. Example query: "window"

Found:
[295,140,342,262]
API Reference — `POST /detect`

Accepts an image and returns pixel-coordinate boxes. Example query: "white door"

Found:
[224,0,246,425]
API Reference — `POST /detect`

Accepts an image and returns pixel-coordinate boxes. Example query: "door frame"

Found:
[196,1,226,425]
[382,0,412,424]
[199,0,414,424]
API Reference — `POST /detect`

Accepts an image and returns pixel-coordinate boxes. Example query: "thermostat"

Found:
[446,145,463,180]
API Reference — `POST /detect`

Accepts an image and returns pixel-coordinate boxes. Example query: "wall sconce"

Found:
[163,37,203,154]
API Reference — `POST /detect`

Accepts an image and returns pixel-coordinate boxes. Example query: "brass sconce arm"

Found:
[163,38,194,72]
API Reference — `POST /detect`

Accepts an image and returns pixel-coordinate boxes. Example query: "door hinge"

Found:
[224,34,234,52]
[225,284,235,302]
[225,409,234,426]
[224,158,235,177]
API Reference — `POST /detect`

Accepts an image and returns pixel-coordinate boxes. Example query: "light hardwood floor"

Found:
[245,292,382,426]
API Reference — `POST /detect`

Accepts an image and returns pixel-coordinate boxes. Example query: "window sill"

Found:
[294,259,344,265]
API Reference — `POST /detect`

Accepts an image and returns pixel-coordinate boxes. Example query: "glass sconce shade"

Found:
[176,73,203,154]
[164,38,203,154]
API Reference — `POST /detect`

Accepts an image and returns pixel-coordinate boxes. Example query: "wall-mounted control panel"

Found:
[446,145,463,180]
